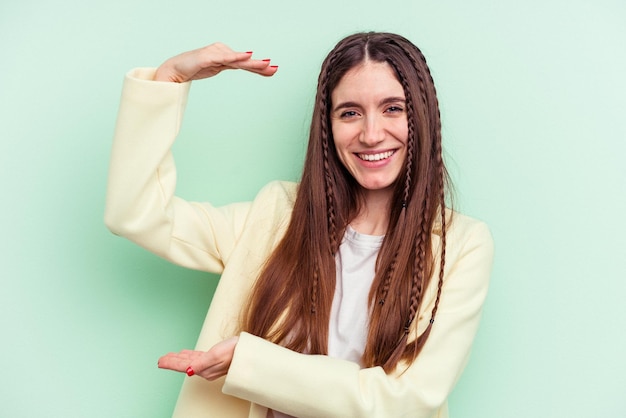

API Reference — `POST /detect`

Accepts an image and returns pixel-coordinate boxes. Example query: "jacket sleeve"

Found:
[104,68,251,273]
[223,219,494,418]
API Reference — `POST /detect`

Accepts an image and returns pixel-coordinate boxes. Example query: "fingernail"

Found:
[262,59,271,62]
[245,51,253,54]
[186,366,195,376]
[270,65,279,69]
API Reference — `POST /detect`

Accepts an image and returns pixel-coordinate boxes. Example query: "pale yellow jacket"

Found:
[105,68,495,418]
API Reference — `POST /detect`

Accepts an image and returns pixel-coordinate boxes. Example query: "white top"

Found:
[271,226,383,418]
[329,225,384,364]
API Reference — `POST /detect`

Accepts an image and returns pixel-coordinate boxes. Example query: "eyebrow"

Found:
[332,97,406,112]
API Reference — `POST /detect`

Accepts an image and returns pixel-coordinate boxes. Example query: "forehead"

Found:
[331,60,405,101]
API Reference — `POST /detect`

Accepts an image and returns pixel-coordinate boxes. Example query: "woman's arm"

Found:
[158,216,494,417]
[104,44,278,272]
[224,217,494,417]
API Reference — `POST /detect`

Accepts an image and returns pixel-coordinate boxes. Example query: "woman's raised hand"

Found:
[154,42,278,83]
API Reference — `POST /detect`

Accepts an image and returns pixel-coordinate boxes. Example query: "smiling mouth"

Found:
[357,150,395,161]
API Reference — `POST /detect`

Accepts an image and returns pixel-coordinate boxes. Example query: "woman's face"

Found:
[330,60,408,196]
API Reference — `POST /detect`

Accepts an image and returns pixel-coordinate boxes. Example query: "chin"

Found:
[358,181,396,192]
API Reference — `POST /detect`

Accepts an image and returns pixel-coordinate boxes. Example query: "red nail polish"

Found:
[186,366,194,376]
[245,51,253,54]
[262,59,271,62]
[270,65,279,69]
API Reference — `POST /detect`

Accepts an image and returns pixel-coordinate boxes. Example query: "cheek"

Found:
[394,119,409,144]
[332,138,350,169]
[330,123,344,142]
[331,125,351,154]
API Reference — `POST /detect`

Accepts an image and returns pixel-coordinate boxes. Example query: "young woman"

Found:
[105,32,494,418]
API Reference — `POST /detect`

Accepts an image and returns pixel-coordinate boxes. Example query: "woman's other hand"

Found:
[157,336,239,381]
[154,42,277,83]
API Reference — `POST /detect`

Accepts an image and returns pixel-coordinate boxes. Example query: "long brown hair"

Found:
[242,32,449,372]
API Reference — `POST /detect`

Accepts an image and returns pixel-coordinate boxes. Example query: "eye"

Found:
[385,105,404,114]
[340,110,359,119]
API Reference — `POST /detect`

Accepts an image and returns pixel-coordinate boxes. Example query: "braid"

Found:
[431,201,446,321]
[405,188,430,333]
[322,152,338,253]
[430,96,446,323]
[320,52,341,251]
[402,94,415,207]
[420,45,446,324]
[311,60,339,316]
[387,56,416,207]
[378,256,396,306]
[310,267,319,314]
[410,46,430,110]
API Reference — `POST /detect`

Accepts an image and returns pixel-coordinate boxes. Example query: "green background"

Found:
[1,1,624,416]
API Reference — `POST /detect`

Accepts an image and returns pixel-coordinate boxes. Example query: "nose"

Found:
[359,115,385,146]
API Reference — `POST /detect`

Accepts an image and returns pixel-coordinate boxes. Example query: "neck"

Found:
[350,188,393,236]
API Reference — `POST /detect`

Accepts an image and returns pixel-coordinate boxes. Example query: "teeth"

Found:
[358,151,394,161]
